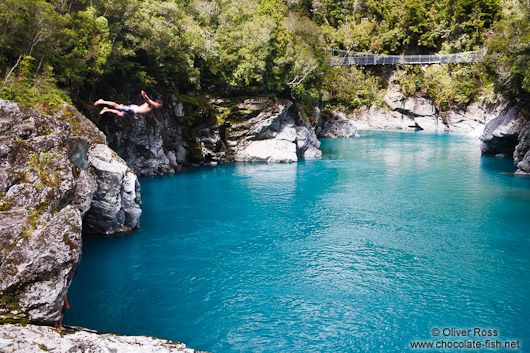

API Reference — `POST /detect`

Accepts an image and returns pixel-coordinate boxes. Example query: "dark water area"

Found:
[67,131,530,352]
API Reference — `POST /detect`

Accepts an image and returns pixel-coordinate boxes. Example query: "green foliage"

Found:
[486,0,530,101]
[325,0,499,54]
[322,66,385,109]
[393,64,493,111]
[0,0,509,113]
[56,7,111,88]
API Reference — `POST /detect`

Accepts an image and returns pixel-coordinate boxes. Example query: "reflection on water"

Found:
[67,131,530,353]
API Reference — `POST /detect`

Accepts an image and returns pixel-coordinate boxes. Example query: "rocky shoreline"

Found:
[0,324,204,353]
[479,103,530,174]
[87,86,522,179]
[330,85,504,136]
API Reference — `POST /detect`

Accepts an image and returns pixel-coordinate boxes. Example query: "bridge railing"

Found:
[324,49,485,66]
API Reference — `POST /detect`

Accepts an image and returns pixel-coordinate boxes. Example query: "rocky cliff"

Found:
[92,93,191,176]
[92,97,323,175]
[225,99,322,162]
[337,85,503,136]
[0,99,141,324]
[480,104,530,174]
[315,108,359,139]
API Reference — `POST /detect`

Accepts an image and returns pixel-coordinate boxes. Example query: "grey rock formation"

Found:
[227,100,321,162]
[444,102,505,136]
[343,105,416,130]
[93,95,324,172]
[82,144,141,234]
[385,89,437,117]
[348,82,501,134]
[198,125,226,164]
[94,93,189,176]
[0,99,141,324]
[480,104,525,157]
[0,324,204,353]
[515,120,530,174]
[317,110,359,138]
[381,87,440,131]
[479,104,530,174]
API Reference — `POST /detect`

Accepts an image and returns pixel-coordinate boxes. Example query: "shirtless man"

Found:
[94,90,163,117]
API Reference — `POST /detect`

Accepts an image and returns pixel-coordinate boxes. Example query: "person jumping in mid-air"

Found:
[94,90,162,117]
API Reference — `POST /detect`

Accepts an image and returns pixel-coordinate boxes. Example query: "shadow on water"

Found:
[480,154,516,174]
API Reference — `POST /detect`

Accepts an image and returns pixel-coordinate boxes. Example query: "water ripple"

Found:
[68,132,530,352]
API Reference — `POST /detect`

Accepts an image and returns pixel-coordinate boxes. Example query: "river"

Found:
[66,131,530,352]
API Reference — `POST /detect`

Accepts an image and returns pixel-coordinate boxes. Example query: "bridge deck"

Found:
[325,49,484,66]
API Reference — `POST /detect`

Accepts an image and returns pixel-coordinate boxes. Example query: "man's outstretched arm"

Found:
[141,90,162,108]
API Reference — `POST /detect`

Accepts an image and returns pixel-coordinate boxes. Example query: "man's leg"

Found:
[55,313,65,331]
[100,107,125,117]
[94,99,121,109]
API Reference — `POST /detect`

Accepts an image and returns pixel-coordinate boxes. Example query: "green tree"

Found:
[487,0,530,100]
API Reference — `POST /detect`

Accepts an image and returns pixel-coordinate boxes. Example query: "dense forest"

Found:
[0,0,528,113]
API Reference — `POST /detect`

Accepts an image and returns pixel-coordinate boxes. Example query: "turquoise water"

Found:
[67,131,530,352]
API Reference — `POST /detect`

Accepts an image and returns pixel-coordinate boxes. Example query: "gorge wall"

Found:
[88,87,517,180]
[0,100,141,328]
[332,84,504,136]
[91,96,328,176]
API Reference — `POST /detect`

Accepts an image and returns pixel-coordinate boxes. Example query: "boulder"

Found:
[480,104,525,157]
[82,144,141,234]
[228,100,321,162]
[317,111,359,138]
[479,104,530,174]
[0,324,204,353]
[237,139,298,162]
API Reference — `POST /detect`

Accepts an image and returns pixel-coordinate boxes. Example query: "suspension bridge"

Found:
[323,48,485,66]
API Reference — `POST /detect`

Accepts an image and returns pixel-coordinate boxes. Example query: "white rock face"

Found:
[414,116,441,131]
[341,82,503,134]
[0,324,203,353]
[480,104,526,157]
[383,90,406,111]
[229,100,321,162]
[445,102,505,136]
[404,96,436,116]
[83,144,142,234]
[238,139,298,162]
[317,111,360,138]
[349,89,502,134]
[347,106,416,130]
